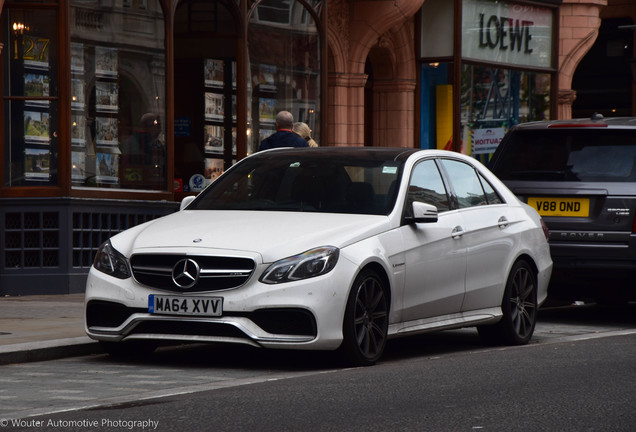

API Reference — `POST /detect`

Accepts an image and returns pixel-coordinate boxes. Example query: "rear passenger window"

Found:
[439,159,488,208]
[477,172,503,204]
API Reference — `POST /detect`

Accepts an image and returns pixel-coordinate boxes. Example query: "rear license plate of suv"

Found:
[527,197,590,217]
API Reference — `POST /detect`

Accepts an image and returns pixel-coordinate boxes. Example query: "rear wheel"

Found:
[341,269,389,366]
[478,260,537,345]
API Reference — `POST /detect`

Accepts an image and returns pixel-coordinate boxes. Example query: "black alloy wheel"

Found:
[478,260,538,345]
[341,269,389,366]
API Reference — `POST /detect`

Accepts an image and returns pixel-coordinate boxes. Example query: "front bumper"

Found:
[84,258,358,351]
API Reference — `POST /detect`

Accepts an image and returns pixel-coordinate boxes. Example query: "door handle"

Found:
[498,216,509,229]
[451,225,464,239]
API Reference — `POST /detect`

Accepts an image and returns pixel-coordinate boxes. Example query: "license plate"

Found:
[148,295,222,317]
[527,197,590,217]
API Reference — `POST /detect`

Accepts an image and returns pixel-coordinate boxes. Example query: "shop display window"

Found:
[247,0,320,153]
[3,8,58,187]
[202,58,236,189]
[460,64,550,158]
[69,0,166,191]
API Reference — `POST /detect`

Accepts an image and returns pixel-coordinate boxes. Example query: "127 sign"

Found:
[13,36,50,64]
[149,295,223,317]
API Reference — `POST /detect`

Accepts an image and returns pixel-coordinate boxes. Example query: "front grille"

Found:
[130,254,255,292]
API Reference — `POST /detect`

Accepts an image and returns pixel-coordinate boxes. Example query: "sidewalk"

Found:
[0,294,102,365]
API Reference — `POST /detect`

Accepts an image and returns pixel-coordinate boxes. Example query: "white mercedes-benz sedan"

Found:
[85,147,552,366]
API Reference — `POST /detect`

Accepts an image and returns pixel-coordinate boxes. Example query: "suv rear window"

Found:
[492,130,636,182]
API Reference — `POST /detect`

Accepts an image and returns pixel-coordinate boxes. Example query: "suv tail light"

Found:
[540,218,550,241]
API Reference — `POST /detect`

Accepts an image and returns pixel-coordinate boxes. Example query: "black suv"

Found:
[489,115,636,302]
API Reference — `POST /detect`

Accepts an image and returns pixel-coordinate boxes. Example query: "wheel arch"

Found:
[357,261,392,312]
[514,253,538,278]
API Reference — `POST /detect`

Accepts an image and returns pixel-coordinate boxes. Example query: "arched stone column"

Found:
[327,0,423,146]
[559,0,607,119]
[327,72,368,146]
[373,79,416,147]
[367,23,417,147]
[557,89,577,119]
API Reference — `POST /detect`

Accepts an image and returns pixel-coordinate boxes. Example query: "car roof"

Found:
[510,115,636,131]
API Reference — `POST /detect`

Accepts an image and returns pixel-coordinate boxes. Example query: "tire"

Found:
[100,340,158,359]
[341,269,389,366]
[478,260,538,346]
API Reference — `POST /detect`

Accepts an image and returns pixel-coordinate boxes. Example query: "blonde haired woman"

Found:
[292,122,318,147]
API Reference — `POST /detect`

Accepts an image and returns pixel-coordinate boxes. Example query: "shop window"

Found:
[247,0,320,154]
[173,0,238,194]
[69,0,166,191]
[460,64,550,159]
[3,7,59,187]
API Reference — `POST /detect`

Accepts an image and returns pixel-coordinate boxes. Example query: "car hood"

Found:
[111,210,392,263]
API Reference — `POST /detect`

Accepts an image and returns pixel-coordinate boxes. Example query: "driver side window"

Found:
[406,160,450,216]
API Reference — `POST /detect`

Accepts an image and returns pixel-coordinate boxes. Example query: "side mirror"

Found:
[180,195,196,210]
[409,201,438,224]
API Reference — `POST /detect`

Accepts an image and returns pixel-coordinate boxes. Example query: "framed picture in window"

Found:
[96,152,119,184]
[95,47,118,78]
[24,73,50,107]
[204,158,224,183]
[24,111,50,145]
[95,82,118,113]
[95,117,118,147]
[24,148,51,181]
[204,59,224,89]
[259,98,276,124]
[204,125,223,154]
[255,64,276,91]
[205,92,224,121]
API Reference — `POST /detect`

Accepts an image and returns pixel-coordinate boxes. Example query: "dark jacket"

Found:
[259,130,309,151]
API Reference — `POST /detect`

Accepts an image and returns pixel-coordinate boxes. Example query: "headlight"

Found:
[93,240,131,279]
[260,246,339,284]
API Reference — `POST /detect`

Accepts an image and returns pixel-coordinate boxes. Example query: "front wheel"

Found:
[478,260,538,345]
[340,269,389,367]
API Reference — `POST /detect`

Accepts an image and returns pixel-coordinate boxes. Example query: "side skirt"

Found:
[388,307,502,339]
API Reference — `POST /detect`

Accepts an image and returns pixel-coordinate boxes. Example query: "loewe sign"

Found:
[462,0,553,69]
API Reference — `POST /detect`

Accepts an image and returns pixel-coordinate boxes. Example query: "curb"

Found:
[0,337,103,365]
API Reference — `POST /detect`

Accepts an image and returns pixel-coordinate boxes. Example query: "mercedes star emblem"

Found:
[172,258,200,289]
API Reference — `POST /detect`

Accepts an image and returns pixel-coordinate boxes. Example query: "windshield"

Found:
[492,130,636,182]
[188,151,404,215]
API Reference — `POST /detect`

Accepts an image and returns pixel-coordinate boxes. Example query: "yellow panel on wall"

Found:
[436,85,453,150]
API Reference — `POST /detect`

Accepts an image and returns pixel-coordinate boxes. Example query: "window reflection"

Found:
[408,160,450,213]
[3,8,58,186]
[70,0,166,190]
[460,64,550,158]
[248,0,320,154]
